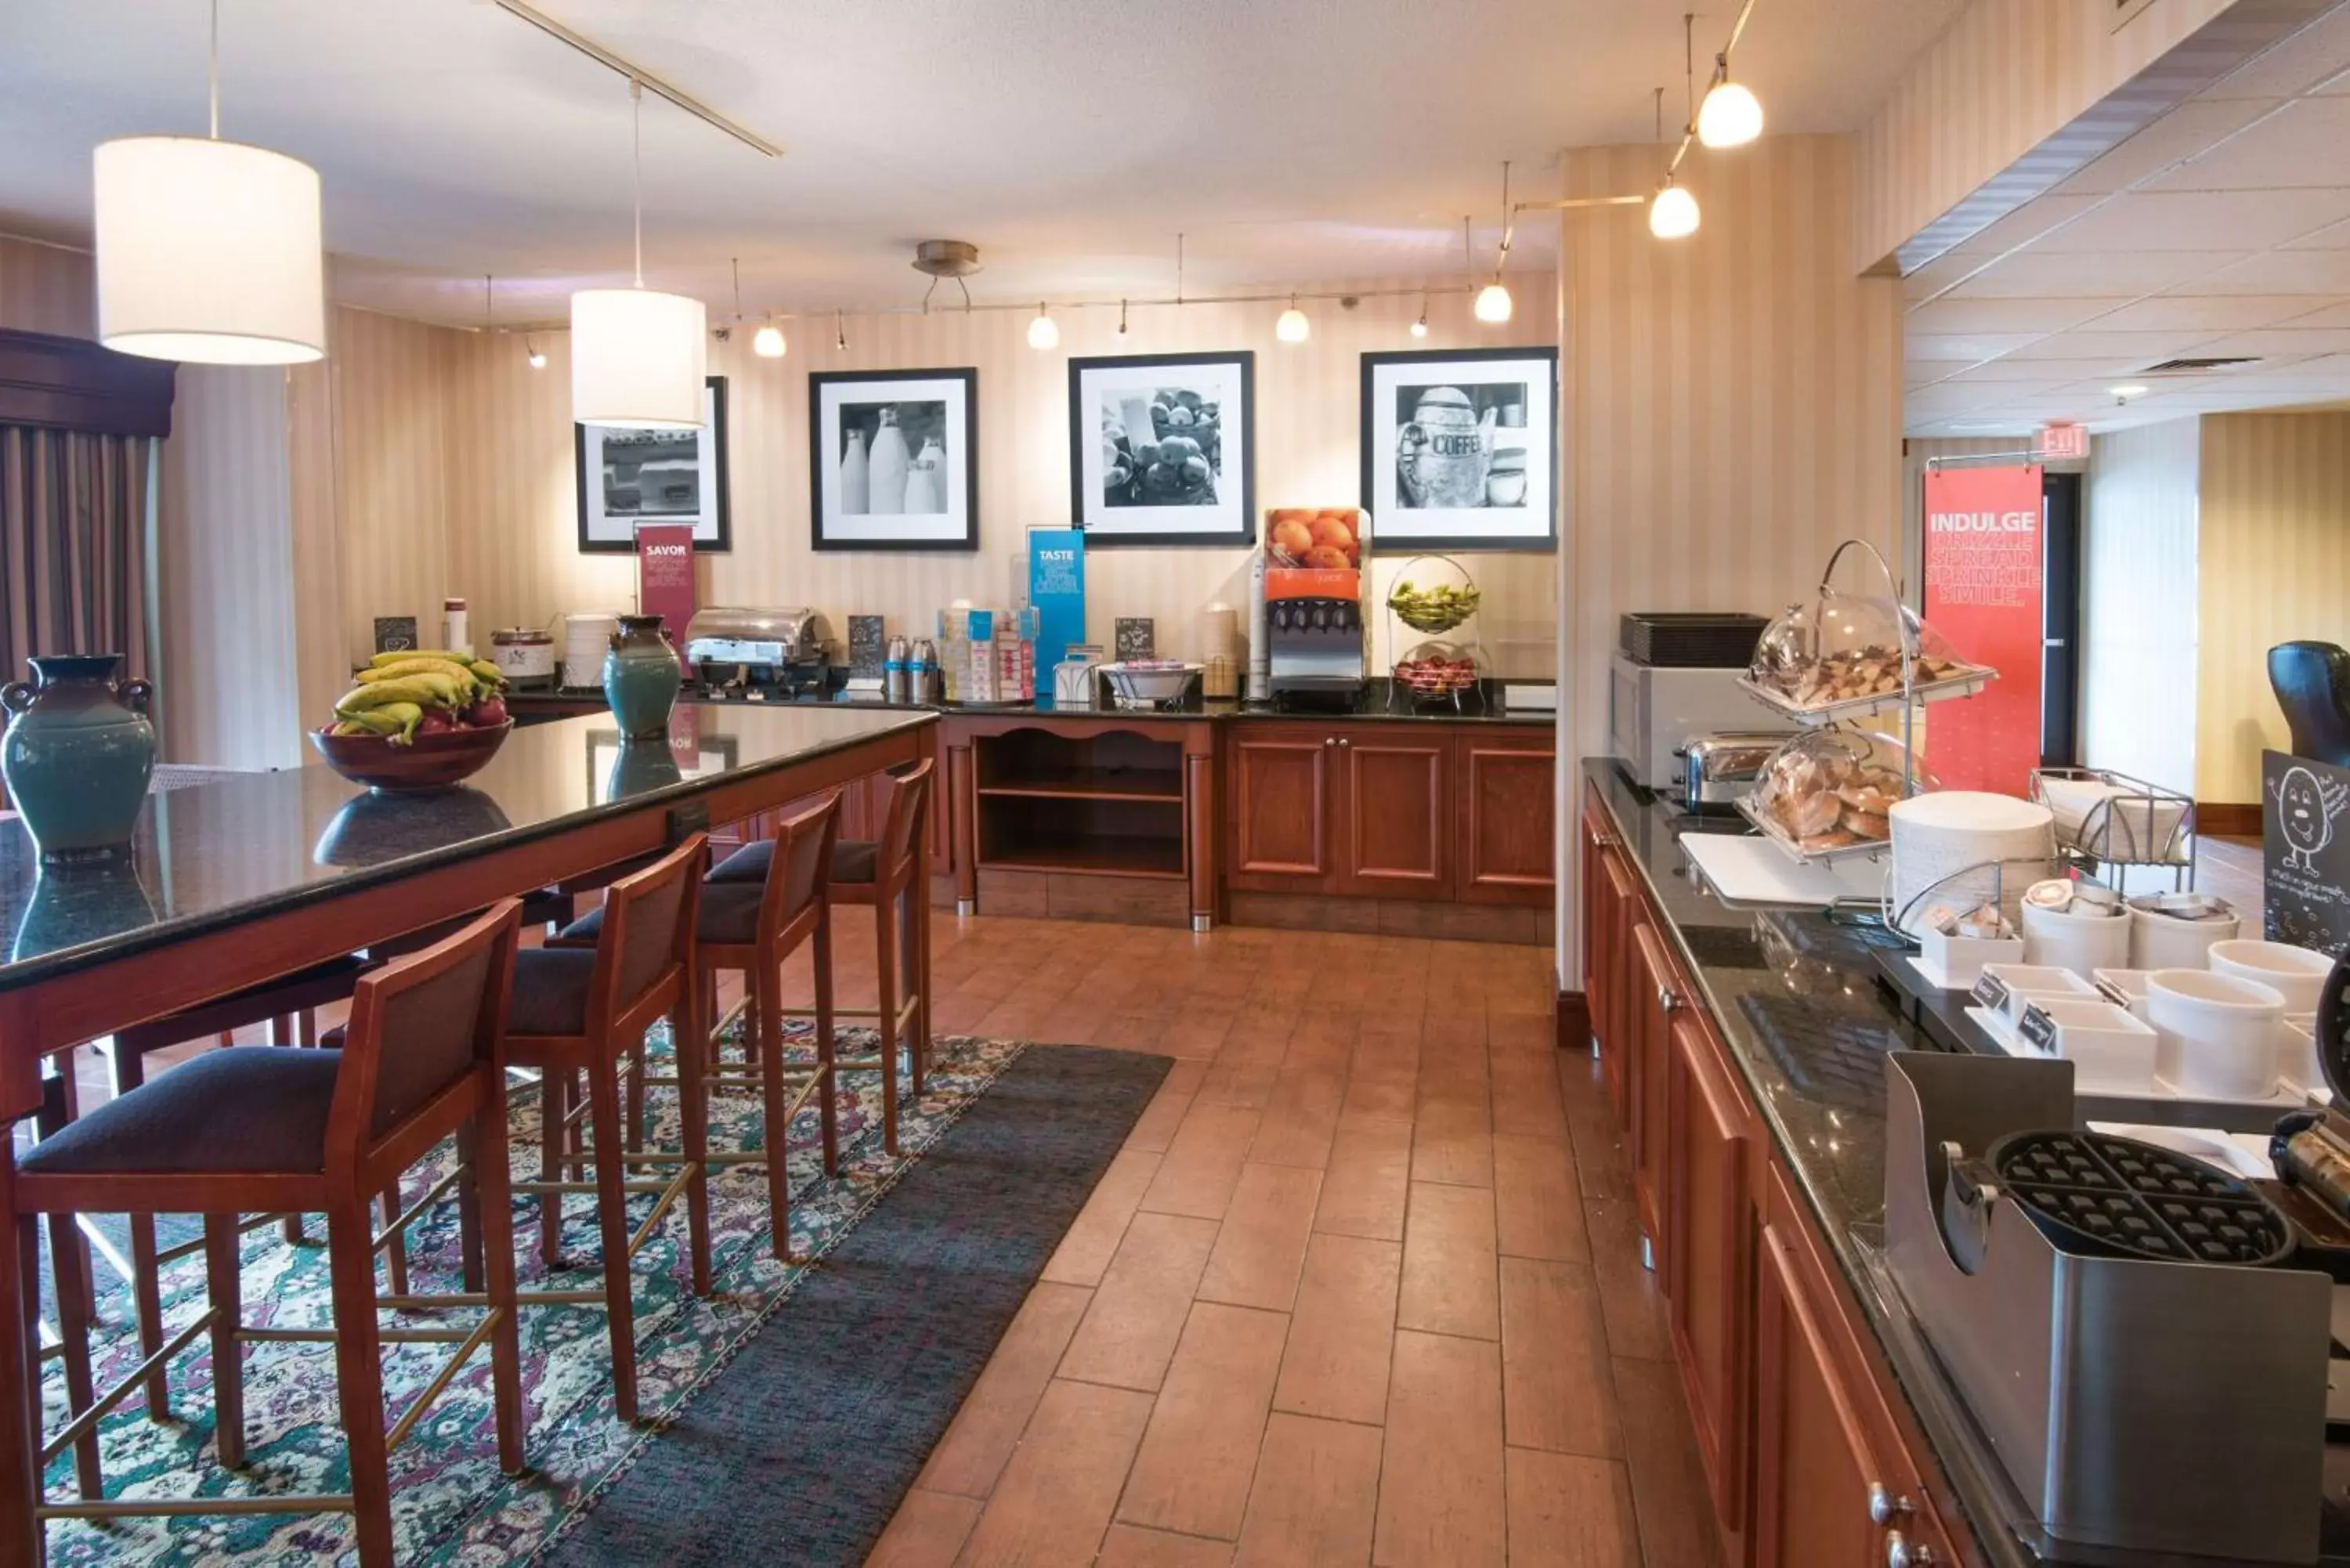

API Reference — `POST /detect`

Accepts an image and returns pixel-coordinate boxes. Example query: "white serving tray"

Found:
[1736,667,1994,728]
[1680,833,1890,908]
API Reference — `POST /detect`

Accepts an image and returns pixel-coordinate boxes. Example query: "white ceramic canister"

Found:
[2020,896,2131,978]
[2128,896,2240,969]
[2146,968,2286,1100]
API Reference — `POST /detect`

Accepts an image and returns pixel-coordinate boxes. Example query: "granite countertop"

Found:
[1581,759,2124,1568]
[0,706,935,992]
[504,681,1553,728]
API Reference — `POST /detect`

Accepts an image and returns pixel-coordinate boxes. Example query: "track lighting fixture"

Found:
[1275,294,1310,344]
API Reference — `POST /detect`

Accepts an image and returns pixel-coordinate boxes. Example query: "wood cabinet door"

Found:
[1337,731,1450,899]
[1227,726,1338,893]
[1457,732,1555,905]
[1668,1014,1755,1534]
[1752,1212,1893,1568]
[1600,851,1639,1126]
[1580,804,1615,1060]
[1628,923,1680,1278]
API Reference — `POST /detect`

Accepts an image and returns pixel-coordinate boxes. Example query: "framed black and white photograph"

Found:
[1070,350,1254,546]
[576,375,731,553]
[810,367,978,552]
[1360,347,1557,552]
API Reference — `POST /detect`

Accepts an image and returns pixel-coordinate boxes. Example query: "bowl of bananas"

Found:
[312,650,515,791]
[1386,576,1482,635]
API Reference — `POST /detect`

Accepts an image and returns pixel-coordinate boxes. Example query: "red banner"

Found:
[635,522,698,677]
[1922,464,2044,795]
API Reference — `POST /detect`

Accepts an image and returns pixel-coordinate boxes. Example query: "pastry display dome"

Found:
[1741,728,1936,862]
[1744,589,1987,719]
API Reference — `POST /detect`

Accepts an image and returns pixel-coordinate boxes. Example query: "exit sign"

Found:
[2038,423,2089,461]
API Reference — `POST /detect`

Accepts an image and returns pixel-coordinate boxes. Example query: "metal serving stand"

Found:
[1383,553,1488,716]
[2029,765,2198,891]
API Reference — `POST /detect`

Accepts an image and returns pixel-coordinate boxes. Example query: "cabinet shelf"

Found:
[977,836,1186,880]
[974,767,1184,804]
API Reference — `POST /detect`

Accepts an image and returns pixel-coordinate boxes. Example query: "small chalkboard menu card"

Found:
[848,616,887,683]
[2264,748,2350,956]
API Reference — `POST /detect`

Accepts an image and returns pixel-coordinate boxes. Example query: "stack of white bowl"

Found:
[2142,940,2335,1101]
[562,611,621,690]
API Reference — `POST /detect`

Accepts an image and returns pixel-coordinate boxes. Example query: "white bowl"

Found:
[2146,969,2287,1100]
[2019,997,2158,1095]
[2020,898,2131,978]
[1973,963,2097,1024]
[2128,904,2240,970]
[2207,940,2334,1013]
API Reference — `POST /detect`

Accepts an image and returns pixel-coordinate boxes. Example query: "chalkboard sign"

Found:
[1115,617,1155,660]
[373,616,418,656]
[848,616,887,681]
[2264,748,2350,956]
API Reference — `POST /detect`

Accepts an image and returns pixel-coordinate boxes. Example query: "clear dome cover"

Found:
[1747,728,1935,854]
[1745,589,1983,714]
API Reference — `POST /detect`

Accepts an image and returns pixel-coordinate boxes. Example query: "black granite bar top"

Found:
[1581,758,2179,1568]
[0,706,935,993]
[504,680,1555,728]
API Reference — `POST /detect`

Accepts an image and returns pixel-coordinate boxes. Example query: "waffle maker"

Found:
[1884,1048,2334,1564]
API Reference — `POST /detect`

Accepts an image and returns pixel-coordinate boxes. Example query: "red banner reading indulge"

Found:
[1922,464,2044,796]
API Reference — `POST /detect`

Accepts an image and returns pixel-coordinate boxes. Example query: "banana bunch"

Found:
[329,649,509,744]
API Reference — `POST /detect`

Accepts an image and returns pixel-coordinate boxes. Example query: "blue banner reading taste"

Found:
[1028,527,1086,701]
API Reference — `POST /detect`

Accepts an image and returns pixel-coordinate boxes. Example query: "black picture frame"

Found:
[575,375,732,554]
[1068,349,1256,547]
[808,367,980,553]
[1360,345,1559,553]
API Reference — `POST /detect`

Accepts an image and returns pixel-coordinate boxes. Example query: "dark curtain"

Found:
[0,423,154,688]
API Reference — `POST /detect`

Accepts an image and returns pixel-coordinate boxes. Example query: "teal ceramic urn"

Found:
[1,655,156,865]
[602,615,682,741]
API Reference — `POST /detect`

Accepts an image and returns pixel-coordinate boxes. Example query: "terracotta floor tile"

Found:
[1612,1357,1726,1568]
[1504,1451,1640,1568]
[1314,1117,1412,1243]
[1198,1163,1323,1312]
[1197,1057,1283,1110]
[1415,1046,1491,1109]
[1043,1150,1162,1288]
[1116,1302,1290,1539]
[920,1281,1096,1497]
[1374,1331,1506,1568]
[1273,1233,1401,1426]
[1248,1068,1347,1170]
[1489,1051,1568,1142]
[1282,1007,1358,1075]
[1098,1524,1238,1568]
[1233,1412,1385,1568]
[1061,1212,1223,1391]
[1126,1061,1209,1156]
[1343,1043,1419,1122]
[1140,1101,1264,1221]
[1492,1134,1589,1263]
[1163,999,1244,1060]
[954,1378,1155,1568]
[1584,1196,1670,1363]
[1397,1182,1499,1340]
[1499,1257,1621,1458]
[870,1488,984,1568]
[1411,1097,1494,1188]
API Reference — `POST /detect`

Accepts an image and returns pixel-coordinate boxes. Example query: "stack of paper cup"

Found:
[562,611,620,689]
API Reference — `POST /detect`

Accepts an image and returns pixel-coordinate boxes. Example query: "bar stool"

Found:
[746,761,933,1157]
[503,832,708,1425]
[569,797,842,1260]
[15,901,527,1568]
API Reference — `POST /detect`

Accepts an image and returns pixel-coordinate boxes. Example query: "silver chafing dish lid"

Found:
[682,606,831,660]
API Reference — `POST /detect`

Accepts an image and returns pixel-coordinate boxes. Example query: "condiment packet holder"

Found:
[1973,963,2097,1024]
[2017,997,2159,1095]
[1914,927,2023,990]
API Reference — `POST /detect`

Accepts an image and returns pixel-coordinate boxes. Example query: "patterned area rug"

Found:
[36,1021,1036,1566]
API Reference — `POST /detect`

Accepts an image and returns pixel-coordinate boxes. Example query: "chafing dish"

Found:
[683,606,833,697]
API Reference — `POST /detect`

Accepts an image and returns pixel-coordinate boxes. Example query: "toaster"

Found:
[1676,732,1789,812]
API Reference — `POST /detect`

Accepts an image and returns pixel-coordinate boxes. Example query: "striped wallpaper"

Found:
[1852,0,2233,272]
[2196,410,2350,804]
[2084,417,2200,797]
[374,280,1564,680]
[1557,135,1904,764]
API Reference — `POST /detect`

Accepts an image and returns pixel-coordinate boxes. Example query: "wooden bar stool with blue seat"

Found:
[562,797,842,1260]
[13,901,528,1568]
[503,832,709,1425]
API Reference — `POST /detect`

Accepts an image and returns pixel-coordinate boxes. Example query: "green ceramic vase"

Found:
[602,615,682,741]
[1,654,157,865]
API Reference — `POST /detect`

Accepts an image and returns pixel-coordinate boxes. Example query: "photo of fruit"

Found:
[1071,352,1255,546]
[1100,386,1222,508]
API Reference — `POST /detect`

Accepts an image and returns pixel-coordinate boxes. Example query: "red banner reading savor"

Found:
[1922,464,2043,795]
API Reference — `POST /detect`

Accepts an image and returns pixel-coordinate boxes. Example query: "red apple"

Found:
[463,696,509,728]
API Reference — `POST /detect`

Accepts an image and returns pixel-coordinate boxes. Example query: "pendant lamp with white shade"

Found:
[94,1,325,365]
[572,80,707,429]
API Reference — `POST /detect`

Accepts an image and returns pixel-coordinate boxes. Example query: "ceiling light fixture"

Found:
[1118,298,1130,338]
[1027,302,1059,350]
[526,338,547,370]
[835,309,847,352]
[2110,384,2149,403]
[1696,1,1765,149]
[1412,291,1430,338]
[94,0,326,364]
[1650,181,1701,239]
[1475,162,1515,324]
[570,80,707,428]
[1276,294,1310,344]
[754,319,786,358]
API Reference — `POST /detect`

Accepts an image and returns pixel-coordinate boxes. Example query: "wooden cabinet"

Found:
[1337,732,1448,899]
[1668,1013,1755,1536]
[1458,729,1556,905]
[1227,725,1340,893]
[1629,922,1679,1274]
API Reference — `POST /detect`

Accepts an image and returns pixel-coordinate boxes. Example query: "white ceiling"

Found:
[1904,3,2350,438]
[0,0,1965,326]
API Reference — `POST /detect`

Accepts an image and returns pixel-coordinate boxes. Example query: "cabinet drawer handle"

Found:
[1324,738,1336,748]
[1867,1483,1913,1526]
[1885,1530,1932,1568]
[1338,737,1350,748]
[1656,984,1681,1013]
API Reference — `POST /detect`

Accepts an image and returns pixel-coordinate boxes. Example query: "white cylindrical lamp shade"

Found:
[571,288,708,428]
[94,136,326,365]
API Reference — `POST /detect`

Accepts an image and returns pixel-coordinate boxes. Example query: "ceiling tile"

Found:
[2266,300,2350,328]
[1908,298,2138,334]
[2186,328,2350,357]
[2283,216,2350,249]
[1945,359,2138,385]
[2201,6,2350,100]
[2144,98,2350,193]
[1904,358,1980,386]
[1904,331,2053,360]
[1903,252,1986,302]
[2200,251,2350,293]
[2001,330,2224,363]
[2052,97,2286,197]
[1948,250,2247,298]
[2027,190,2350,253]
[1903,384,2019,416]
[1947,193,2109,258]
[2091,294,2331,331]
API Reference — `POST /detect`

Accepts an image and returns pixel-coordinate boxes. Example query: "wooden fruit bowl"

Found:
[310,721,512,792]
